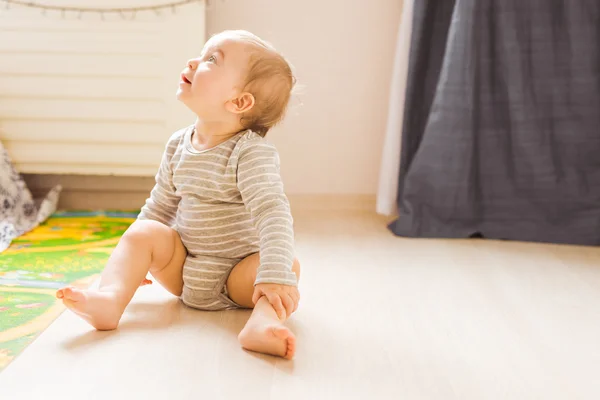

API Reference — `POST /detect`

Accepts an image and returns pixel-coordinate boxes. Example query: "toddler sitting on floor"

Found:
[57,30,300,360]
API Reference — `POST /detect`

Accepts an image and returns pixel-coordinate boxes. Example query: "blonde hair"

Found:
[213,30,296,137]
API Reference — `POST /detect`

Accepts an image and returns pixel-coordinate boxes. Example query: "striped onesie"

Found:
[138,126,297,310]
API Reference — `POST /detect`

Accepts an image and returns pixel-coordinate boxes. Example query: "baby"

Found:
[56,30,300,360]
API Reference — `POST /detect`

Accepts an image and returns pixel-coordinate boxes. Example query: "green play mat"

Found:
[0,211,137,371]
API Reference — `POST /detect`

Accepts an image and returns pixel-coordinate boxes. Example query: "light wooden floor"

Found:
[2,209,600,399]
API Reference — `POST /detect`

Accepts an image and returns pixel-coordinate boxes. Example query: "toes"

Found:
[284,332,297,360]
[238,324,296,359]
[272,326,291,340]
[56,287,74,299]
[284,348,295,360]
[63,287,75,299]
[63,287,86,302]
[272,327,296,360]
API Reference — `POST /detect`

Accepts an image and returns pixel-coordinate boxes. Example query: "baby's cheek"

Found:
[192,77,211,94]
[190,83,209,100]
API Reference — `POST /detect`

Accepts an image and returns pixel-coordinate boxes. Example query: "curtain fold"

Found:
[389,0,600,246]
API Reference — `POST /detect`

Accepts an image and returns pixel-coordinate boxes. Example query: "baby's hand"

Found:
[253,283,300,320]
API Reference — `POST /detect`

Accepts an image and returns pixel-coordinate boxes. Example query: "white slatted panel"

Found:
[0,1,204,176]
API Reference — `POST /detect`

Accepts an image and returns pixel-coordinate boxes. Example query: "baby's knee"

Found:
[124,219,171,245]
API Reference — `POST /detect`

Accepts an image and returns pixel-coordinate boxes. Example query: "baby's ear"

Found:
[227,92,255,114]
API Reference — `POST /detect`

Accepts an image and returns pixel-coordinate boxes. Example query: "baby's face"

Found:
[177,35,252,119]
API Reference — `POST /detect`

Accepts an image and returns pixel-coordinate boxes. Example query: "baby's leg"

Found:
[56,220,186,330]
[226,254,301,359]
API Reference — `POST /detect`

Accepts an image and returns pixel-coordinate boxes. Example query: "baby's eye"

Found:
[207,55,217,63]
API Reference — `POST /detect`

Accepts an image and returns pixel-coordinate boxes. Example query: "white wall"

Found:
[207,0,402,195]
[0,1,204,176]
[1,0,402,197]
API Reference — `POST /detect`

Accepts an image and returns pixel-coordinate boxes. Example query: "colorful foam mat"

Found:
[0,211,136,371]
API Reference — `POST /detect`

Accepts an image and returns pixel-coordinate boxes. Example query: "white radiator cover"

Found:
[0,1,205,176]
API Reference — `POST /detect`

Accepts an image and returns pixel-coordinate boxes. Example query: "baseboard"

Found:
[287,194,376,213]
[23,174,376,213]
[23,174,154,211]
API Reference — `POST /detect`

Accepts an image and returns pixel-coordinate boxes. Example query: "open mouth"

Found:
[181,74,191,84]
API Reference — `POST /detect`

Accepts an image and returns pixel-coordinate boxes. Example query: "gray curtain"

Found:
[390,0,600,245]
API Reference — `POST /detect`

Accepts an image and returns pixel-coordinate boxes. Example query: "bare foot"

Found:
[56,287,123,331]
[238,318,296,359]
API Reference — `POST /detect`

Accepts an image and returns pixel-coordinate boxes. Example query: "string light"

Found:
[2,0,204,19]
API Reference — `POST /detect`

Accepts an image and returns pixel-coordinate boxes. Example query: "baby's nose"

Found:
[187,59,200,70]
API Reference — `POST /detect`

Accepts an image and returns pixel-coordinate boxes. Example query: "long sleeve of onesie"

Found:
[138,136,181,227]
[237,140,297,287]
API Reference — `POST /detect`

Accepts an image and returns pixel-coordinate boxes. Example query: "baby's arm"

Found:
[138,137,180,227]
[237,140,297,287]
